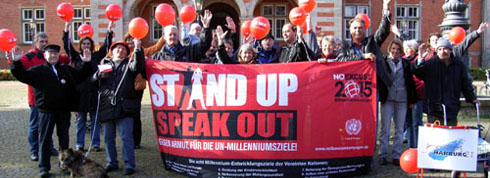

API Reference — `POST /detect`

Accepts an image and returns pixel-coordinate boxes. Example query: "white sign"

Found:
[418,126,478,171]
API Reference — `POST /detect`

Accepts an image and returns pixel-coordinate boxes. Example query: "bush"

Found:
[0,69,15,80]
[469,67,489,81]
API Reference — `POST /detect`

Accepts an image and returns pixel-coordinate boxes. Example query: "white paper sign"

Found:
[418,126,478,171]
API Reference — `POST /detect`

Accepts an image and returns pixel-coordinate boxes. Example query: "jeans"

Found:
[408,100,424,148]
[379,101,408,159]
[76,112,101,148]
[38,111,70,172]
[102,117,135,169]
[27,106,55,154]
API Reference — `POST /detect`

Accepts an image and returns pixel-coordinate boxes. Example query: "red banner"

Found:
[146,60,377,177]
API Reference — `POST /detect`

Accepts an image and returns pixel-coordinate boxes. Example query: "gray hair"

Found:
[403,39,419,51]
[321,35,336,45]
[164,25,178,35]
[34,32,48,42]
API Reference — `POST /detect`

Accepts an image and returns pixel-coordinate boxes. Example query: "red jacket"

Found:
[19,48,70,106]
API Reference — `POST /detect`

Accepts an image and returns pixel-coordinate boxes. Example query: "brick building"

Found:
[0,0,485,69]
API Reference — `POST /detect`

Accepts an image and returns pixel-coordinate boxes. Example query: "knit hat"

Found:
[435,38,453,51]
[110,41,130,53]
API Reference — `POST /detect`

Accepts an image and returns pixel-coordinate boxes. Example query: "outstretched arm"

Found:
[373,0,392,46]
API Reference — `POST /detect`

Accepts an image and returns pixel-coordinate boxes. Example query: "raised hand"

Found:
[5,46,23,62]
[216,26,228,45]
[477,22,489,34]
[200,9,213,28]
[383,0,391,9]
[107,21,115,32]
[133,38,141,49]
[391,25,401,37]
[225,16,236,34]
[296,25,304,42]
[80,48,91,62]
[64,21,71,32]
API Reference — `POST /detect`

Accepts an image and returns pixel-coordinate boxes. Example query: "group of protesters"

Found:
[5,0,490,176]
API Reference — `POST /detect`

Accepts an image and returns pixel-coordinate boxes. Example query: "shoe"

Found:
[76,146,85,152]
[40,171,49,178]
[31,152,39,161]
[105,166,119,172]
[123,168,135,175]
[378,157,388,165]
[91,146,101,152]
[50,149,58,156]
[134,145,141,149]
[393,159,400,166]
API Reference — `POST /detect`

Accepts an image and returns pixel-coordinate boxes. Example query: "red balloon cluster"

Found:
[0,29,17,52]
[240,20,252,37]
[105,4,122,22]
[355,13,371,30]
[155,3,176,26]
[400,148,418,173]
[449,27,466,44]
[250,16,270,39]
[298,0,316,13]
[57,3,74,22]
[179,5,197,24]
[128,18,149,39]
[77,24,94,39]
[289,7,307,26]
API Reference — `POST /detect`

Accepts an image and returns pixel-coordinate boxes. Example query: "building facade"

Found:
[0,0,485,69]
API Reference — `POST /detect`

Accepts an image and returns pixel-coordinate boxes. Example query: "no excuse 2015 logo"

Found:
[332,73,373,102]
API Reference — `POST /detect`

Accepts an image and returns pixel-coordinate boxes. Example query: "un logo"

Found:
[345,118,362,135]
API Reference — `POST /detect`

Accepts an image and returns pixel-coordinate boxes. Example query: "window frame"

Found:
[21,7,45,44]
[261,3,287,40]
[395,5,421,40]
[343,4,370,41]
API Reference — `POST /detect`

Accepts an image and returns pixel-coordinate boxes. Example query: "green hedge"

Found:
[469,67,490,81]
[0,69,15,80]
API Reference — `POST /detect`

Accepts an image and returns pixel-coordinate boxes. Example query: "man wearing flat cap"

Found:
[412,38,479,126]
[8,44,93,178]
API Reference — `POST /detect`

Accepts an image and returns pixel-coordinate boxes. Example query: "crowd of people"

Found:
[5,0,490,177]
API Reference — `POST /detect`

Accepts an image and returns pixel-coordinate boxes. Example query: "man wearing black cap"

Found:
[412,38,479,126]
[8,44,93,178]
[256,33,277,64]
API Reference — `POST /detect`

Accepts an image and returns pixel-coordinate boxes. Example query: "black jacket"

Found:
[62,31,113,112]
[11,60,92,112]
[411,54,476,119]
[93,48,145,122]
[378,57,418,104]
[273,39,317,63]
[151,28,212,63]
[337,13,392,88]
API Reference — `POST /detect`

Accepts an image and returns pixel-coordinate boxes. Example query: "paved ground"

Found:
[0,80,489,178]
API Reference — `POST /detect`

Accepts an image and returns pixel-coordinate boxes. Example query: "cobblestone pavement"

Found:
[1,81,488,178]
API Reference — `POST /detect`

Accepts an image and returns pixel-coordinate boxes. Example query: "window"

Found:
[21,8,45,44]
[71,6,91,42]
[344,5,370,40]
[261,4,287,40]
[150,4,178,41]
[395,5,420,40]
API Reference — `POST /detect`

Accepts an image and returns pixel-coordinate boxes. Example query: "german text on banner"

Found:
[146,60,377,177]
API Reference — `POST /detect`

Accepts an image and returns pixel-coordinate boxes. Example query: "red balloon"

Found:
[0,29,17,52]
[250,16,270,39]
[289,7,307,26]
[128,18,149,39]
[240,20,252,37]
[449,27,466,44]
[400,148,418,173]
[155,3,176,26]
[77,24,94,39]
[179,5,197,24]
[105,4,122,22]
[299,0,316,13]
[57,3,74,22]
[355,13,371,30]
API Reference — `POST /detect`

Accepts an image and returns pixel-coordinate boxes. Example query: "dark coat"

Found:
[337,13,392,88]
[411,54,476,119]
[93,48,145,122]
[378,57,418,104]
[151,28,212,63]
[273,39,317,63]
[62,31,113,112]
[11,60,92,112]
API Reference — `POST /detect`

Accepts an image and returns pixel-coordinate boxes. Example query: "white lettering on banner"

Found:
[333,74,345,80]
[278,74,298,106]
[206,74,226,106]
[150,73,298,107]
[226,74,247,106]
[150,74,179,107]
[256,74,277,106]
